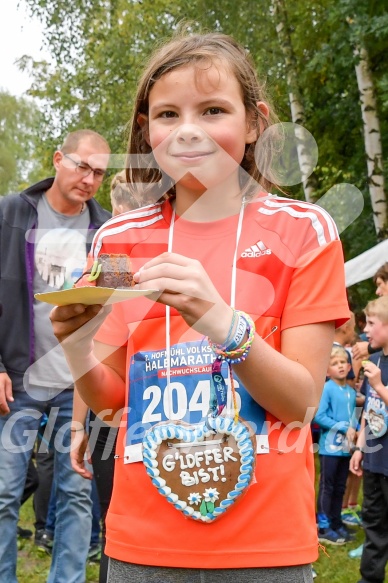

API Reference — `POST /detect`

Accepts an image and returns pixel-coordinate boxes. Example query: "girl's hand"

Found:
[134,252,233,343]
[363,361,383,391]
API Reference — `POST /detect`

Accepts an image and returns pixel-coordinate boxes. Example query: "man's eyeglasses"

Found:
[62,154,106,182]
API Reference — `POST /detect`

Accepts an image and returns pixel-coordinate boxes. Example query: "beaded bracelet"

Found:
[208,312,255,422]
[208,312,255,364]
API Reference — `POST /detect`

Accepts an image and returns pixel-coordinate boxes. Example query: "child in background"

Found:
[314,345,357,545]
[110,170,168,214]
[350,296,388,583]
[51,30,349,583]
[110,171,142,214]
[334,313,365,528]
[333,313,356,387]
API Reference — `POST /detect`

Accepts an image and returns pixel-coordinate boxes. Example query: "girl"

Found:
[51,31,349,583]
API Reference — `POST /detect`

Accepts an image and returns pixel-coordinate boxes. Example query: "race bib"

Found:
[366,407,388,438]
[366,387,388,438]
[124,340,268,462]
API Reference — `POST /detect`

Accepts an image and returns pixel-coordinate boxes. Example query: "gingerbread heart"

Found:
[142,416,256,522]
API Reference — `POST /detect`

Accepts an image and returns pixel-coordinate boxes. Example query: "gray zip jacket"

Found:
[0,177,111,390]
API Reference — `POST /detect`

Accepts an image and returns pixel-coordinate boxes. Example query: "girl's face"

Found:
[375,276,388,297]
[139,62,258,199]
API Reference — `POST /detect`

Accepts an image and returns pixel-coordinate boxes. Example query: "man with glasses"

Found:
[0,129,111,583]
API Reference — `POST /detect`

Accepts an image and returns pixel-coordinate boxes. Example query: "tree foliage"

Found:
[19,0,388,309]
[0,90,44,195]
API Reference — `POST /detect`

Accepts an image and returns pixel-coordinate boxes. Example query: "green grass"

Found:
[313,532,365,582]
[16,455,387,582]
[17,487,363,583]
[312,452,363,583]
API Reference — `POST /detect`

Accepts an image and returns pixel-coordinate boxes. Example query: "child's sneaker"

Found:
[348,543,364,558]
[341,506,362,526]
[318,528,346,545]
[336,525,356,541]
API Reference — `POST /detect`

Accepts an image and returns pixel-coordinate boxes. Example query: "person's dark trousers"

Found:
[89,414,118,583]
[21,458,39,506]
[33,444,54,532]
[90,478,101,546]
[317,454,350,530]
[359,470,388,583]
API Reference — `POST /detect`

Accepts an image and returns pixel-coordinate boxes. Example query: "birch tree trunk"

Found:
[272,0,317,202]
[355,45,387,237]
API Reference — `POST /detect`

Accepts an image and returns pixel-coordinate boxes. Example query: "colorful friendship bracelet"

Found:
[226,311,250,351]
[208,312,255,422]
[208,312,256,364]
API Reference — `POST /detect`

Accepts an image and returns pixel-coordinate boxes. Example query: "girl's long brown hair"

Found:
[125,29,279,202]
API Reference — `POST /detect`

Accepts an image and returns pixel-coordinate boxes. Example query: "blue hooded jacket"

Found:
[314,379,357,456]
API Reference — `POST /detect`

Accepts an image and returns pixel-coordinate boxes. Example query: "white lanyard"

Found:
[165,200,246,390]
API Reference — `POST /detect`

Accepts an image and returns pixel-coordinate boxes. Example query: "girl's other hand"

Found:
[50,303,111,354]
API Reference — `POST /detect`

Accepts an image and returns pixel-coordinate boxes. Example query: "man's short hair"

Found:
[60,129,110,154]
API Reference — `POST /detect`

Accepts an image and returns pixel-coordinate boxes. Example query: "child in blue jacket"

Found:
[314,345,357,545]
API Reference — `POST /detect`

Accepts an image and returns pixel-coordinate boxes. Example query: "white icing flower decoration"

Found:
[204,488,219,502]
[188,492,202,505]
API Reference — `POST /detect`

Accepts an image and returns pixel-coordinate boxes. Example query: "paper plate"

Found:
[34,286,159,306]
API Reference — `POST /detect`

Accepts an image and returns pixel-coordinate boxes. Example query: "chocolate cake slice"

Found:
[96,254,134,288]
